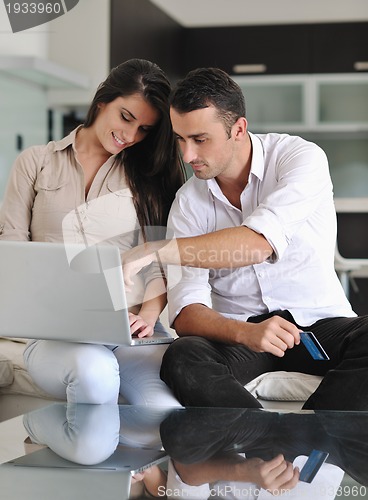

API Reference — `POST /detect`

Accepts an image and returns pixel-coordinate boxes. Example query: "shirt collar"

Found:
[52,125,118,169]
[248,132,264,182]
[53,125,83,152]
[206,132,265,196]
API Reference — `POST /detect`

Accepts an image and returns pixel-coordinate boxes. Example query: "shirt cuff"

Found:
[243,212,289,262]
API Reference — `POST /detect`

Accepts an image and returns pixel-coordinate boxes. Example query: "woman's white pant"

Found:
[24,404,176,460]
[24,336,181,407]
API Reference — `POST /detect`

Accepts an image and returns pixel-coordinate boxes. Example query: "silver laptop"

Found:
[0,465,132,500]
[7,444,167,473]
[1,446,167,500]
[0,240,174,346]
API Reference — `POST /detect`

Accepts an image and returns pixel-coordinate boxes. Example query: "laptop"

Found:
[7,444,167,473]
[0,402,168,500]
[0,445,167,500]
[0,240,174,346]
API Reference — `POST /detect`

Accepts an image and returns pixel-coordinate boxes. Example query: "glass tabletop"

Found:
[1,404,368,499]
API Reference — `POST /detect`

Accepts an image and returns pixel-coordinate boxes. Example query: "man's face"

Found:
[170,105,237,180]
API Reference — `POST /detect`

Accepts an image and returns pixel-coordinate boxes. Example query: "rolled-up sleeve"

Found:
[243,139,332,261]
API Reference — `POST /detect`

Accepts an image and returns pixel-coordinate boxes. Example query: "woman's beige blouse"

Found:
[0,127,159,309]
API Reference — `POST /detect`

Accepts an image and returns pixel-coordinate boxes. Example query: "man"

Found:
[124,67,368,410]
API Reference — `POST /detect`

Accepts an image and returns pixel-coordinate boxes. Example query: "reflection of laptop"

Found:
[1,446,167,500]
[8,444,167,474]
[0,241,174,346]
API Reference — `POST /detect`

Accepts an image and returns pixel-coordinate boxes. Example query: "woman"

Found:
[0,59,185,405]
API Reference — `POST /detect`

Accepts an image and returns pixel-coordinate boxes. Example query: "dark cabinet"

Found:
[110,0,184,80]
[181,22,368,76]
[183,24,311,75]
[311,22,368,74]
[109,4,368,78]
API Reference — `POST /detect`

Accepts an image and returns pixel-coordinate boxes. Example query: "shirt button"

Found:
[258,272,264,278]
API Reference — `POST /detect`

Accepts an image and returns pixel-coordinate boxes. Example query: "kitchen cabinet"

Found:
[0,56,89,90]
[235,73,368,132]
[181,22,368,76]
[110,0,184,80]
[182,24,310,75]
[311,23,368,74]
[235,75,308,131]
[235,73,368,200]
[317,75,368,129]
[111,3,368,77]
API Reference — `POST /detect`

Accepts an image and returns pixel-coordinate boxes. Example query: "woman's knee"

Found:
[115,344,181,407]
[69,346,120,404]
[25,341,120,404]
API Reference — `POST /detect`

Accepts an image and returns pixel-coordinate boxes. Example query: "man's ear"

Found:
[232,117,248,140]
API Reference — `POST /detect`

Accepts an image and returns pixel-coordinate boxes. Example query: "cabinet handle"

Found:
[354,61,368,71]
[232,64,267,74]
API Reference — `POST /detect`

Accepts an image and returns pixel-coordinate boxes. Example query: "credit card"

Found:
[299,449,329,483]
[300,331,330,361]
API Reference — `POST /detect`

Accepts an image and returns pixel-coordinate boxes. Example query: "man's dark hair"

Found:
[170,67,246,137]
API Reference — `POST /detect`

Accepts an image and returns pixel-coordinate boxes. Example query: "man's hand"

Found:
[174,304,301,356]
[244,454,300,495]
[237,316,301,357]
[122,246,157,288]
[121,238,180,289]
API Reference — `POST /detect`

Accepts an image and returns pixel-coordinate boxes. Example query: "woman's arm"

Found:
[131,465,168,498]
[129,277,167,338]
[0,148,41,241]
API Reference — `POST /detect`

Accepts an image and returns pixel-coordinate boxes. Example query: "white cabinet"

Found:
[235,73,368,133]
[235,73,368,198]
[317,76,368,130]
[235,76,307,132]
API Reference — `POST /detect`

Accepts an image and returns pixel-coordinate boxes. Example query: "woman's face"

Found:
[94,93,160,155]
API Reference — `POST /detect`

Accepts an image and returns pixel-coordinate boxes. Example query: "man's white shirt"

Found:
[167,132,354,327]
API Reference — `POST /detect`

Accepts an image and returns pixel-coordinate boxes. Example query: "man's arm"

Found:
[174,304,300,357]
[160,226,273,269]
[122,226,273,285]
[174,454,299,493]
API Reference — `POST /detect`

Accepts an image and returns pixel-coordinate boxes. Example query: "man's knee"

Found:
[160,336,215,386]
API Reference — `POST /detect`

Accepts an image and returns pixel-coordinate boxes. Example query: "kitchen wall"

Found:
[0,7,48,199]
[0,0,110,201]
[0,77,48,200]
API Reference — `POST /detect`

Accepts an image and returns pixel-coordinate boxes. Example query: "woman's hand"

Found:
[131,465,168,497]
[129,312,155,338]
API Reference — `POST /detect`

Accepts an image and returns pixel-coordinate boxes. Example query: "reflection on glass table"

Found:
[0,403,171,500]
[159,408,368,499]
[1,404,368,499]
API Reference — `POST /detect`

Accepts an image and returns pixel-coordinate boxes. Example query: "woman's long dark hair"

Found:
[84,59,185,236]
